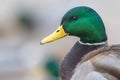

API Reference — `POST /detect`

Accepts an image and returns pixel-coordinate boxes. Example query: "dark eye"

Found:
[69,16,78,21]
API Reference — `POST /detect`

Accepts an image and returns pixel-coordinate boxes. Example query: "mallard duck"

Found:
[18,10,34,31]
[44,57,60,80]
[41,6,120,80]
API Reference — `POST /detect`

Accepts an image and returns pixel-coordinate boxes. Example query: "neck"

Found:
[79,33,107,44]
[61,41,106,80]
[79,41,107,46]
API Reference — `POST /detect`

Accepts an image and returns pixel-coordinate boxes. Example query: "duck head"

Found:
[41,6,107,44]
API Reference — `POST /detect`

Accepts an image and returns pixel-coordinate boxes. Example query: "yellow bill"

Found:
[40,25,68,44]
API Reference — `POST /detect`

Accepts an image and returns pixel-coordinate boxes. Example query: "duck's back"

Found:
[71,44,120,80]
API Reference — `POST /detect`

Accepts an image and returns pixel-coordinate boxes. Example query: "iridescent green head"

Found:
[61,6,107,43]
[41,6,107,44]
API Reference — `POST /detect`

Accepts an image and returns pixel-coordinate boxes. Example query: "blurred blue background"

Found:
[0,0,120,80]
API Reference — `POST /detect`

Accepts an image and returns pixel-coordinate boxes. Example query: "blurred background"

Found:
[0,0,119,80]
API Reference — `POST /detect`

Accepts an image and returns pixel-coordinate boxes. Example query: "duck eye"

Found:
[69,16,78,21]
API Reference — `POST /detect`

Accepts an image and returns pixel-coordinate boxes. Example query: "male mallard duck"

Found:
[41,6,120,80]
[44,57,60,80]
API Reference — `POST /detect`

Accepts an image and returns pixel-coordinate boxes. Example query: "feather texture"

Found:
[71,45,120,80]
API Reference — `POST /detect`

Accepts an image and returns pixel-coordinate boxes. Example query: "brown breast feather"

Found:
[80,44,120,79]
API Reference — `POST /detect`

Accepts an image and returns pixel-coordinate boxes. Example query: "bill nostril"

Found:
[56,30,60,32]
